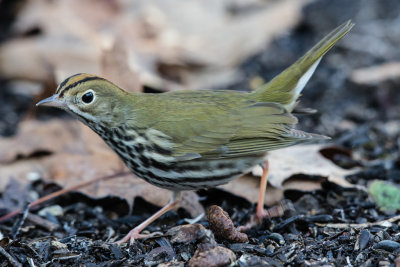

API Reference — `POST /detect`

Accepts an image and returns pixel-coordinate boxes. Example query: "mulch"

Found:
[1,0,400,266]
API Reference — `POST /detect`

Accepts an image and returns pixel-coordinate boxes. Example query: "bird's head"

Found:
[37,74,130,127]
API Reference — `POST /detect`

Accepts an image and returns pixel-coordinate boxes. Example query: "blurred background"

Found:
[0,0,399,204]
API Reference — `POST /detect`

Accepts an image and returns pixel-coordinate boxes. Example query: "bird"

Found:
[36,20,354,244]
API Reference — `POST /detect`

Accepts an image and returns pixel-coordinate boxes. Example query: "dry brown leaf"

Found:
[221,144,358,205]
[0,119,194,212]
[0,119,86,164]
[220,174,324,206]
[220,175,284,206]
[257,144,356,188]
[0,36,100,82]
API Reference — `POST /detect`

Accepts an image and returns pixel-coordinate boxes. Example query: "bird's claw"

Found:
[116,229,162,245]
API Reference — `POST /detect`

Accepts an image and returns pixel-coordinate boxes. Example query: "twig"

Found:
[0,171,131,223]
[0,246,22,267]
[27,257,36,267]
[316,214,400,229]
[11,202,30,238]
[26,213,59,232]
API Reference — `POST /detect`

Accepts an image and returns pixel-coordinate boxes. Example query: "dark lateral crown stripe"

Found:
[57,74,105,97]
[56,73,83,93]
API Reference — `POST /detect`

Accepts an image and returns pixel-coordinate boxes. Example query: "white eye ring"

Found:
[81,89,95,104]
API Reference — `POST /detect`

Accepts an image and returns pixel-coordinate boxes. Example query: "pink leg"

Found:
[116,191,181,245]
[256,160,269,220]
[238,161,269,232]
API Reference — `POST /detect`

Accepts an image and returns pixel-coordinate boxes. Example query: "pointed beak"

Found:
[36,94,67,109]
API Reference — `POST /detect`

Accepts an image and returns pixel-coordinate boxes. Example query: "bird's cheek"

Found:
[100,114,115,128]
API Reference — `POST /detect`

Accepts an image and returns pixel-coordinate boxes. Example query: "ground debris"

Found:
[188,243,236,267]
[206,205,248,243]
[166,224,214,245]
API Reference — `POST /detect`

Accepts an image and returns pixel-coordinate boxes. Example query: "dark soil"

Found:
[1,0,400,266]
[1,164,399,266]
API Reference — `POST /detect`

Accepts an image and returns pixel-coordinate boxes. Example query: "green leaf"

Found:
[369,180,400,212]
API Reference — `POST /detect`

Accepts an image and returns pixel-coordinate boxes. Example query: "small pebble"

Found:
[144,246,175,266]
[378,260,390,267]
[229,243,273,256]
[109,243,124,260]
[237,254,269,266]
[284,233,299,242]
[374,240,400,252]
[265,244,275,255]
[326,250,333,259]
[305,214,333,223]
[158,261,185,267]
[188,244,236,267]
[50,240,67,249]
[38,205,64,217]
[357,229,370,251]
[355,217,368,224]
[265,233,285,245]
[26,172,41,181]
[355,252,367,263]
[166,224,214,244]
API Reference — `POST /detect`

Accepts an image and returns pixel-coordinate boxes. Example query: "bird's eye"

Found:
[82,90,95,104]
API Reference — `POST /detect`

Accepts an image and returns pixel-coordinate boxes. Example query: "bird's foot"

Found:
[237,209,269,232]
[115,228,162,245]
[238,201,289,232]
[116,192,182,245]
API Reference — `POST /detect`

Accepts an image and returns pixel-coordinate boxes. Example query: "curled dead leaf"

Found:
[221,144,359,206]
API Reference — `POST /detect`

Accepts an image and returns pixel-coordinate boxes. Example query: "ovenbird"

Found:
[37,21,354,243]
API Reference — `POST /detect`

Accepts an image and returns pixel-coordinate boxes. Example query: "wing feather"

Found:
[142,91,328,161]
[171,102,319,160]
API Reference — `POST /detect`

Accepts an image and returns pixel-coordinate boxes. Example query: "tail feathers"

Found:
[292,105,317,115]
[253,20,354,112]
[284,128,330,142]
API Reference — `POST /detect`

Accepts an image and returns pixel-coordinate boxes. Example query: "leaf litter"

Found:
[1,0,400,265]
